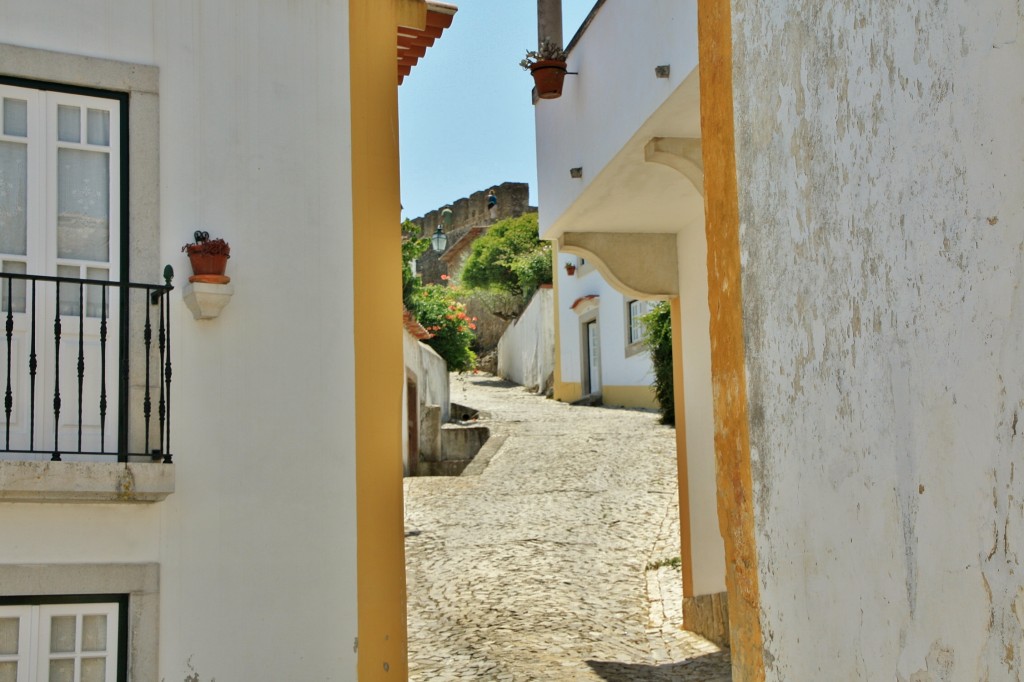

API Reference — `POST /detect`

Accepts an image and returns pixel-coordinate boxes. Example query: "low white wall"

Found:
[403,329,450,472]
[497,287,555,392]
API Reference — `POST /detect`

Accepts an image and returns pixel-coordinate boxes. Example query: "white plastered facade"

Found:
[0,2,360,679]
[535,0,725,600]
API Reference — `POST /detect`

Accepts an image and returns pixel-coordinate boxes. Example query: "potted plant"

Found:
[520,38,570,100]
[182,230,231,283]
[564,261,576,276]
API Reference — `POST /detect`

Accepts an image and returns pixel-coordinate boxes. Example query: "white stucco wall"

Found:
[535,0,699,236]
[0,2,360,679]
[497,286,555,392]
[403,329,450,472]
[556,261,655,388]
[733,1,1024,679]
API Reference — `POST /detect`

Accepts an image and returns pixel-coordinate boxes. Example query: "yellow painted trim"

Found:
[669,298,694,598]
[698,0,765,678]
[555,381,584,403]
[350,0,424,679]
[602,385,658,410]
[551,248,588,403]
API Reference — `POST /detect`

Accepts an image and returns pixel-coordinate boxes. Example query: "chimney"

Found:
[537,0,563,49]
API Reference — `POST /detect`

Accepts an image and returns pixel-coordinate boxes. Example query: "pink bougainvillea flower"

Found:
[440,274,449,280]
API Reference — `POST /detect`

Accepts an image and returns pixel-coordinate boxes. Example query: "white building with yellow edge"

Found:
[0,1,453,679]
[539,0,1024,679]
[553,255,658,410]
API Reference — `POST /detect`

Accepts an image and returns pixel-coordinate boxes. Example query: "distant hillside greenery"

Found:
[461,213,552,318]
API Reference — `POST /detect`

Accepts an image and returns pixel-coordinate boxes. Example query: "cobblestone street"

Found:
[404,374,731,681]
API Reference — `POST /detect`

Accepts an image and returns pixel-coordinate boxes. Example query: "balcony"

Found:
[0,270,175,503]
[535,0,703,242]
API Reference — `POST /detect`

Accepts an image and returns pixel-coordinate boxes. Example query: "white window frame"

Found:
[0,42,161,459]
[0,84,123,456]
[625,299,649,357]
[0,597,124,682]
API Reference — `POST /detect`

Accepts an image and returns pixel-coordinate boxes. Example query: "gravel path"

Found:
[404,374,731,681]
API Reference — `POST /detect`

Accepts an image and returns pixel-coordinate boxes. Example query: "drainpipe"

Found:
[538,0,563,48]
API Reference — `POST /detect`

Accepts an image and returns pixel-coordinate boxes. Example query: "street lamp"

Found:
[430,225,448,253]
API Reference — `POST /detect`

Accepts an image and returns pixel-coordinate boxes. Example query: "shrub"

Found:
[407,284,477,373]
[641,302,675,425]
[461,213,551,315]
[399,219,428,307]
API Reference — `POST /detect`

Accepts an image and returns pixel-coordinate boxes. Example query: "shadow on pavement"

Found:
[585,651,731,682]
[465,377,521,389]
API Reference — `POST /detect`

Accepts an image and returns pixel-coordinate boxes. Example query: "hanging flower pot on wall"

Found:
[529,60,568,99]
[521,39,570,101]
[182,230,231,284]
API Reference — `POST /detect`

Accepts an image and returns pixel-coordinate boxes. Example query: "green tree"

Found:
[641,302,675,425]
[401,221,476,372]
[401,220,429,309]
[461,213,552,312]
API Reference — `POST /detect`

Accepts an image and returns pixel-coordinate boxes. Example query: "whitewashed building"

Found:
[536,0,1024,678]
[534,0,726,645]
[0,1,455,680]
[553,256,657,409]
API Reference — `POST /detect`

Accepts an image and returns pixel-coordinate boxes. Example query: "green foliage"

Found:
[509,245,553,299]
[401,219,475,372]
[461,288,523,322]
[641,302,675,425]
[407,285,477,373]
[401,220,429,308]
[461,213,552,315]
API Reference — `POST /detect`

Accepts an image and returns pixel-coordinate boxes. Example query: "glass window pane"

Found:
[57,105,80,143]
[0,140,28,256]
[2,261,27,315]
[49,615,76,653]
[2,99,27,137]
[85,268,108,319]
[57,148,109,262]
[81,614,106,652]
[0,661,17,682]
[57,265,81,317]
[86,110,109,146]
[48,658,74,682]
[0,617,18,655]
[80,657,106,682]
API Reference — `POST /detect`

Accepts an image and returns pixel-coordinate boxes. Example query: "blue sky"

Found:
[398,1,595,220]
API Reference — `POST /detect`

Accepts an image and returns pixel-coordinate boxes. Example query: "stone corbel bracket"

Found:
[558,232,678,300]
[644,136,704,196]
[183,281,234,320]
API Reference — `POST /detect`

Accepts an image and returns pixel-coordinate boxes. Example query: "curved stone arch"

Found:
[644,136,704,196]
[558,232,678,300]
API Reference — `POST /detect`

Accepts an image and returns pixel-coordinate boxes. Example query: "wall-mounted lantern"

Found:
[431,225,448,253]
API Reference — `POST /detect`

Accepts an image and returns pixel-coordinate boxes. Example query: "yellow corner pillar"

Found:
[697,0,765,679]
[350,0,424,678]
[551,242,583,403]
[669,298,695,599]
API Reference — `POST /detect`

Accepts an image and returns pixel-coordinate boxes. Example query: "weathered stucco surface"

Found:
[732,0,1024,678]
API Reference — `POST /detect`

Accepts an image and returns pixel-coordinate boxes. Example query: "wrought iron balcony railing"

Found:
[0,269,173,463]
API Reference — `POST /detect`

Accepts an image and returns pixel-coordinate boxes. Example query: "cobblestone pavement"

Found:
[405,374,731,681]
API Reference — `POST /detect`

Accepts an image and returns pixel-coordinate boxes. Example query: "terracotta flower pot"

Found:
[565,265,576,276]
[530,60,568,99]
[186,251,230,284]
